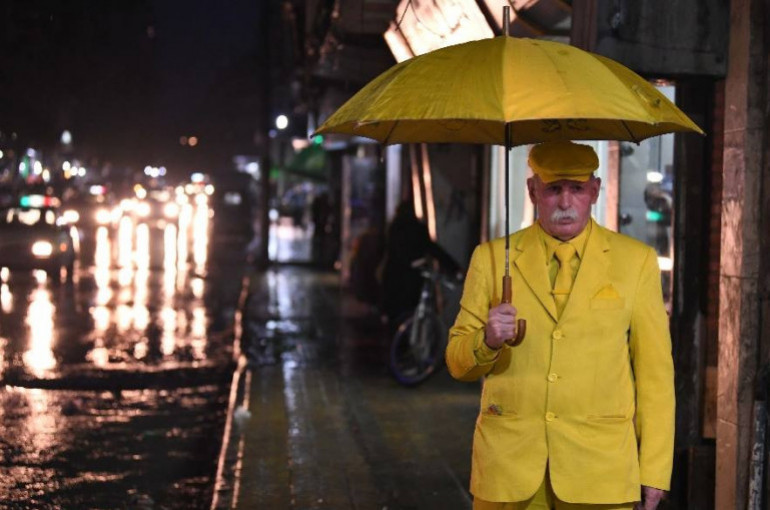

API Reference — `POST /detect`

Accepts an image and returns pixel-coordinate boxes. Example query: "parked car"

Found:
[209,173,257,243]
[0,197,78,280]
[213,196,254,243]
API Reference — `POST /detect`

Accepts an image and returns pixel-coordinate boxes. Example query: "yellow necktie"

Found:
[553,243,577,317]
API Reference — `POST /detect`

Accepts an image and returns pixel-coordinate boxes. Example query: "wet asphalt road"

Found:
[0,203,248,509]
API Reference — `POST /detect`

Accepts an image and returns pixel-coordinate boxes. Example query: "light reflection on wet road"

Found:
[0,385,227,509]
[0,198,248,508]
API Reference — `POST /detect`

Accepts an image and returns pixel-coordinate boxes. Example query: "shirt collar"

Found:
[538,219,592,264]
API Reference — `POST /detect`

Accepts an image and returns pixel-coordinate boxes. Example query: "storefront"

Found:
[375,1,728,506]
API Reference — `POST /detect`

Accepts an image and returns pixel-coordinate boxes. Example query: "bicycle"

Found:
[388,257,461,387]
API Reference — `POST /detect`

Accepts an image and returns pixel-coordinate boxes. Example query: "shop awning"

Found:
[281,144,328,181]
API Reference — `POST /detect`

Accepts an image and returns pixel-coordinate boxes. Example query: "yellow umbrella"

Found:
[315,33,703,345]
[315,36,703,145]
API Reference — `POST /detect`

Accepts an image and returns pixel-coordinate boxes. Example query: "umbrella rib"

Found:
[620,120,639,143]
[383,120,399,145]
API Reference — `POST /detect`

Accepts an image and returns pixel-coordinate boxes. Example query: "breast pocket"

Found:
[590,297,626,310]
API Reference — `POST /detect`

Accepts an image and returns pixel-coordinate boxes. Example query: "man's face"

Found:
[527,176,601,241]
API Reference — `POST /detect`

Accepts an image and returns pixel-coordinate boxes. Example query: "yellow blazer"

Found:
[446,220,674,504]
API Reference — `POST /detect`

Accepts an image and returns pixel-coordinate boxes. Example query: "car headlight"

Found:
[95,208,112,224]
[62,209,80,224]
[31,241,53,258]
[163,202,180,218]
[136,202,151,217]
[120,198,135,212]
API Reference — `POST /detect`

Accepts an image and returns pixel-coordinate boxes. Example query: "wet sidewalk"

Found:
[211,265,480,510]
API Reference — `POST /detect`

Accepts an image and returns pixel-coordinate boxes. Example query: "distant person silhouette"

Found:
[380,199,459,324]
[311,191,331,265]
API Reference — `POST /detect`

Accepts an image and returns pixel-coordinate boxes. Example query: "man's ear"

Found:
[590,177,602,204]
[526,177,537,203]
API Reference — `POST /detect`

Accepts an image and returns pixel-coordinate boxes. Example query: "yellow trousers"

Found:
[473,472,635,510]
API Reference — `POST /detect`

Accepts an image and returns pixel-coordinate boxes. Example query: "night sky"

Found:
[0,1,268,176]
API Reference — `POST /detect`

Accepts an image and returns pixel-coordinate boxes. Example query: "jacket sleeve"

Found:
[629,247,676,490]
[445,244,503,381]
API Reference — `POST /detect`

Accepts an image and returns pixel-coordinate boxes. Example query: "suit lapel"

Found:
[560,219,611,320]
[513,226,558,322]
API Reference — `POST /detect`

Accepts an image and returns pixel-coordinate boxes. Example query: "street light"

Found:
[275,115,288,130]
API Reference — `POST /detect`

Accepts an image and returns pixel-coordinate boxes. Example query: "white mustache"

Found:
[551,208,579,222]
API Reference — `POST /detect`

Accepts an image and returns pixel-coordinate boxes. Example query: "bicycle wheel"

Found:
[389,311,445,386]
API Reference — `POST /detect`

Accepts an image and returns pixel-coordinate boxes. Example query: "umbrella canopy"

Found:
[315,36,703,146]
[315,33,704,347]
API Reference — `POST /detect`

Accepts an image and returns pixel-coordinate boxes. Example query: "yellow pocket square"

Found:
[590,285,625,310]
[593,285,621,300]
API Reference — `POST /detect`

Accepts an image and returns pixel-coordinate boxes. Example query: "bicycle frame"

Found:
[409,267,439,345]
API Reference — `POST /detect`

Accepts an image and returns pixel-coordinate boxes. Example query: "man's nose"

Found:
[557,190,572,208]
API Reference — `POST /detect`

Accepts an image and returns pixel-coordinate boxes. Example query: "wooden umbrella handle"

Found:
[502,275,527,346]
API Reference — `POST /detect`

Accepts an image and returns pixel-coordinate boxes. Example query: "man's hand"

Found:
[485,303,517,349]
[634,486,665,510]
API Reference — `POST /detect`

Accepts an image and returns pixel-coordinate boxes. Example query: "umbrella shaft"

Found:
[503,6,510,36]
[505,123,511,277]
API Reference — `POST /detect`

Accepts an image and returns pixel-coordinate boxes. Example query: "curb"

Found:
[210,272,253,510]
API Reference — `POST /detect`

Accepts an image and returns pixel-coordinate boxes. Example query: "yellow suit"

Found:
[446,220,674,504]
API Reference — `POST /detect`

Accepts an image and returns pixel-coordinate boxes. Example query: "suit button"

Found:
[545,412,555,422]
[548,373,558,382]
[552,330,563,340]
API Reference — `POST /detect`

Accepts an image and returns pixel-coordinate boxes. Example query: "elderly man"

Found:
[446,141,674,510]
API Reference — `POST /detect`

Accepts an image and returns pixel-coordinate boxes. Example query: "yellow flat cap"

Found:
[528,141,599,183]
